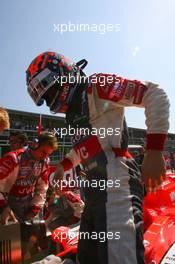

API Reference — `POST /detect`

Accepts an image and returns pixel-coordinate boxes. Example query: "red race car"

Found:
[50,173,175,264]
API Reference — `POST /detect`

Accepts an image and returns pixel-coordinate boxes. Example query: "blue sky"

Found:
[0,0,175,132]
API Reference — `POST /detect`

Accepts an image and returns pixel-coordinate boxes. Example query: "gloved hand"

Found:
[64,191,84,218]
[142,150,166,191]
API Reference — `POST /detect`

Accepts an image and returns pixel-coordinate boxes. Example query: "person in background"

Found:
[0,107,10,132]
[9,131,28,151]
[0,132,58,224]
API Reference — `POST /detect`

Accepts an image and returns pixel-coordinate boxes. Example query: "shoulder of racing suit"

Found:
[0,149,25,207]
[88,73,148,105]
[0,148,25,180]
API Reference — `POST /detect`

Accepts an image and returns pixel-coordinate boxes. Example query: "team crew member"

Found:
[9,131,28,151]
[0,107,10,132]
[0,132,58,224]
[26,52,169,264]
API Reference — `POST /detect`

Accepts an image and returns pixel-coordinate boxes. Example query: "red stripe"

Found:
[60,158,73,171]
[74,136,103,163]
[112,148,132,158]
[146,134,167,151]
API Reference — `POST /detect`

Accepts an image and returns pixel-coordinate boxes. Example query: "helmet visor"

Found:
[27,68,56,105]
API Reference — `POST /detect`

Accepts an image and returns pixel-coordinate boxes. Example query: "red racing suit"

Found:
[0,148,50,220]
[58,74,170,264]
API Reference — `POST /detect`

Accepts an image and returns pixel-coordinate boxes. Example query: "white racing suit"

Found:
[57,73,169,264]
[0,148,50,221]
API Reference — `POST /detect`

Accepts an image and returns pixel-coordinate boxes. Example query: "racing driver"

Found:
[26,51,169,264]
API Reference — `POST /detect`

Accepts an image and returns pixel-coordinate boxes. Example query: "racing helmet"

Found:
[26,51,88,113]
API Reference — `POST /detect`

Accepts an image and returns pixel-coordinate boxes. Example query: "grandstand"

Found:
[0,108,71,161]
[0,108,174,161]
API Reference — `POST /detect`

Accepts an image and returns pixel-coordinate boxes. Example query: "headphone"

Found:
[29,132,57,150]
[29,137,40,150]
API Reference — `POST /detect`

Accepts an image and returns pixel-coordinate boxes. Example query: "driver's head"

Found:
[26,51,87,114]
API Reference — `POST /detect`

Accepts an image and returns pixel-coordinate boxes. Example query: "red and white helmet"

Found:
[26,51,87,113]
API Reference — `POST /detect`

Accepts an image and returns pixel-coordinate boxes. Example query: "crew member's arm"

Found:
[54,148,81,182]
[0,154,19,224]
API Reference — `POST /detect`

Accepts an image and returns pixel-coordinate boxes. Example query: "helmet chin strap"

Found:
[76,59,88,70]
[50,83,78,114]
[50,59,88,113]
[49,87,61,110]
[66,82,79,104]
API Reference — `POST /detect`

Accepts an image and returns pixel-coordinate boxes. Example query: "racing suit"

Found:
[57,74,169,264]
[0,148,50,221]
